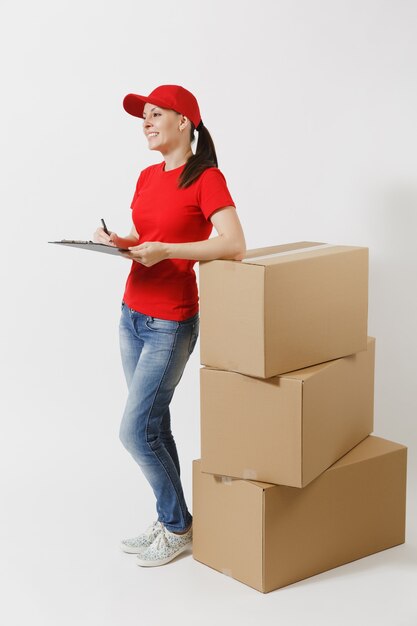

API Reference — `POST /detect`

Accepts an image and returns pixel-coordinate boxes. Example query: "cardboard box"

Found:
[192,435,407,593]
[199,241,368,378]
[200,337,375,487]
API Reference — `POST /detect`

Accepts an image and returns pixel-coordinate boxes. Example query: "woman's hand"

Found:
[120,241,169,267]
[92,226,119,247]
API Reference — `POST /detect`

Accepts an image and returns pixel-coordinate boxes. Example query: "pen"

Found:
[101,218,110,235]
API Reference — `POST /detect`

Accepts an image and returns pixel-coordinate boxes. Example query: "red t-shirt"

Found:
[122,160,236,321]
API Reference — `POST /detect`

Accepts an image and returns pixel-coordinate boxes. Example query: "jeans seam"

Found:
[143,323,189,529]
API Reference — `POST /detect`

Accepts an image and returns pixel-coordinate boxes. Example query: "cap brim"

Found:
[123,93,173,118]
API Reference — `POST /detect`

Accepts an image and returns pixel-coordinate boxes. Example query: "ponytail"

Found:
[178,123,219,189]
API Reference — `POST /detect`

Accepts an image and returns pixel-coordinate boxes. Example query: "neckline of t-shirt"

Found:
[160,161,187,174]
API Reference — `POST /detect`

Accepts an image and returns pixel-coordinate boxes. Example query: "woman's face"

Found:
[142,102,189,152]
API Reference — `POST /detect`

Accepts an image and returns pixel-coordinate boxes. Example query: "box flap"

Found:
[329,435,406,470]
[241,242,368,267]
[280,336,375,382]
[241,241,325,265]
[202,336,374,384]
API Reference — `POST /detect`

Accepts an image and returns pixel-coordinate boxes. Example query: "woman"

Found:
[93,84,246,567]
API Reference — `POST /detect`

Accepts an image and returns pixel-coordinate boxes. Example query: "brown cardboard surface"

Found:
[200,337,375,487]
[199,241,369,378]
[192,435,407,593]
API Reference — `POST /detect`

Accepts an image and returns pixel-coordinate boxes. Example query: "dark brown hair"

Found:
[177,123,218,189]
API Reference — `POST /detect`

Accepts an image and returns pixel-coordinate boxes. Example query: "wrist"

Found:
[110,234,124,247]
[117,236,138,248]
[165,242,175,259]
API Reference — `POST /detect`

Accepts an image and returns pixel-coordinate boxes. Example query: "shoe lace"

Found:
[152,526,170,550]
[144,519,161,537]
[152,524,191,550]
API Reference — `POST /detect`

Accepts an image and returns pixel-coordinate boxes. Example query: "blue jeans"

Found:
[118,301,199,532]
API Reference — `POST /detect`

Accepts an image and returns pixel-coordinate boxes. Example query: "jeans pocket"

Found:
[145,316,179,334]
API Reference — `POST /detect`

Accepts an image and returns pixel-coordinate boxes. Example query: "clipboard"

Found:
[48,240,131,257]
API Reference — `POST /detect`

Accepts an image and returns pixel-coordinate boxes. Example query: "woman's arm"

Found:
[121,207,246,266]
[94,222,140,248]
[166,207,246,261]
[109,223,140,248]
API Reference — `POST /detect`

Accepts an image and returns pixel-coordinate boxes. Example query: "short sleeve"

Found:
[197,167,236,221]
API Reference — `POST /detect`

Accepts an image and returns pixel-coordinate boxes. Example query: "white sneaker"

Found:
[136,524,193,567]
[120,520,164,554]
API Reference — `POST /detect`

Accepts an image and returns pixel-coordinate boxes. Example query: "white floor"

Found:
[2,437,417,626]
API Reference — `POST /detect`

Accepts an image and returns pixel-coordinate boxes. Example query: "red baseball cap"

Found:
[123,84,203,130]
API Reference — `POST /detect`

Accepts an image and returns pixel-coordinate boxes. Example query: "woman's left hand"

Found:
[120,241,168,267]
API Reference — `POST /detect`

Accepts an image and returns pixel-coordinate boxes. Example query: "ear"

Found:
[179,115,190,130]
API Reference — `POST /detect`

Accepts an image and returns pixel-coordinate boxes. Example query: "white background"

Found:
[1,0,416,624]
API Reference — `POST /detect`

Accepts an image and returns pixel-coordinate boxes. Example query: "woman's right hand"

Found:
[93,226,119,246]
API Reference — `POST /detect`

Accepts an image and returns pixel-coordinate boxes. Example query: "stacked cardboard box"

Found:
[193,241,407,593]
